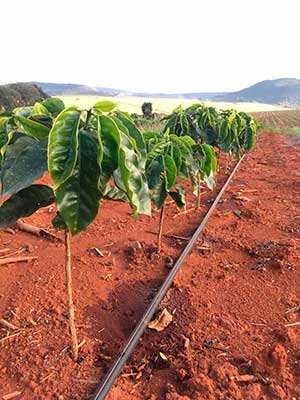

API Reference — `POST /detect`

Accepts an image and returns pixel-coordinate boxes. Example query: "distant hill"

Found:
[30,78,300,106]
[32,82,129,97]
[0,83,48,111]
[33,81,225,100]
[213,78,300,106]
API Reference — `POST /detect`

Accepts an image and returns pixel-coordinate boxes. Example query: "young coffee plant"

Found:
[143,129,216,251]
[0,99,151,361]
[162,103,258,157]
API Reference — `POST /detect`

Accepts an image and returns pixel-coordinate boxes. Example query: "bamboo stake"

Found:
[157,206,165,253]
[197,172,201,209]
[64,230,78,362]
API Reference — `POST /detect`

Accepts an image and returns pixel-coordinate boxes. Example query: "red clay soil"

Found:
[0,131,300,400]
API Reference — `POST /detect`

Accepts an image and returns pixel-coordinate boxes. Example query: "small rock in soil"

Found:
[164,256,174,269]
[128,241,142,250]
[148,308,173,332]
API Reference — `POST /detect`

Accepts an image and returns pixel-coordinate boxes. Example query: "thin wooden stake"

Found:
[0,330,23,344]
[285,321,300,328]
[65,230,78,362]
[0,255,37,266]
[197,173,201,209]
[157,206,165,253]
[15,220,62,242]
[0,319,19,330]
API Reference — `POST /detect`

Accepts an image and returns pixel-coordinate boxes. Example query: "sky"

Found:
[1,0,299,93]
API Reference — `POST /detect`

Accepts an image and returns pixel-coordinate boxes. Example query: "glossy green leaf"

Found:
[31,102,51,119]
[42,97,65,114]
[113,110,146,159]
[169,135,192,155]
[152,179,168,210]
[163,154,177,190]
[146,141,167,165]
[55,132,101,235]
[48,107,81,186]
[180,112,189,134]
[0,185,54,227]
[146,156,163,190]
[99,115,120,187]
[52,213,67,231]
[243,123,257,152]
[109,115,140,156]
[169,183,186,209]
[1,136,48,196]
[93,100,117,113]
[171,143,182,172]
[201,143,217,175]
[103,184,129,202]
[13,107,33,118]
[204,172,215,190]
[114,131,151,217]
[0,119,9,150]
[15,115,50,139]
[142,130,161,141]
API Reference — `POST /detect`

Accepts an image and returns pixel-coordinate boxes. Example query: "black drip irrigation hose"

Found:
[93,155,245,400]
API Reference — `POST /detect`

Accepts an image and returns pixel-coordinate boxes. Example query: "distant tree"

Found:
[142,102,153,119]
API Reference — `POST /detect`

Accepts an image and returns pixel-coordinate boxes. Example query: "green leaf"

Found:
[109,115,140,157]
[180,112,189,134]
[114,131,151,217]
[55,132,101,235]
[146,141,167,165]
[103,184,129,202]
[93,100,117,113]
[52,213,67,231]
[201,143,217,176]
[0,185,54,227]
[152,179,168,210]
[42,97,65,114]
[146,156,163,190]
[113,110,146,160]
[0,119,9,150]
[243,123,257,152]
[31,102,51,119]
[181,135,195,147]
[15,115,50,139]
[204,172,215,190]
[142,130,161,141]
[171,143,182,171]
[99,115,120,187]
[48,107,81,186]
[169,183,186,209]
[169,135,192,155]
[163,154,177,190]
[1,136,48,196]
[13,107,33,118]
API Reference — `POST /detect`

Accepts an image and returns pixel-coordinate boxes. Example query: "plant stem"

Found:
[85,109,92,129]
[64,230,78,362]
[197,172,201,209]
[157,205,165,253]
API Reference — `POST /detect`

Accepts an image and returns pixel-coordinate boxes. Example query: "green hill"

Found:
[0,83,48,111]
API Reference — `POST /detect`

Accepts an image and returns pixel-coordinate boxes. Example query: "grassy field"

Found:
[60,95,288,114]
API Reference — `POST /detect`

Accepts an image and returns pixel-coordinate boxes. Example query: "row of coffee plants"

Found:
[0,98,258,360]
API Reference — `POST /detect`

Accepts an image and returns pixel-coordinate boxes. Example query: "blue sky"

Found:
[1,0,299,93]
